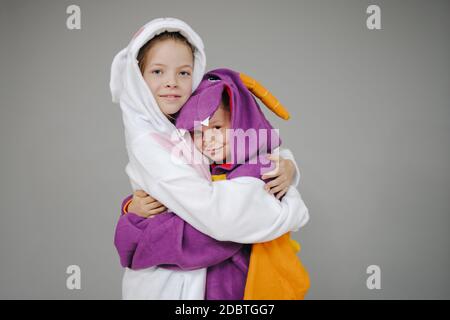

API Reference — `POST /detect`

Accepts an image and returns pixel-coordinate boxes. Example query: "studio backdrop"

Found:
[0,0,449,299]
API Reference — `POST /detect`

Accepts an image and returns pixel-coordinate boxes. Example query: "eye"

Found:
[151,69,162,75]
[208,76,221,82]
[214,126,221,130]
[179,71,191,77]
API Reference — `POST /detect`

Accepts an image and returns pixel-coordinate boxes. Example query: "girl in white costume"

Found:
[110,17,309,299]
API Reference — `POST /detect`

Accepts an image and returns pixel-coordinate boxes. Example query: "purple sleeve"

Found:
[114,195,242,270]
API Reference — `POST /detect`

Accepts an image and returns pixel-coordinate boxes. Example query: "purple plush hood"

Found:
[176,68,281,167]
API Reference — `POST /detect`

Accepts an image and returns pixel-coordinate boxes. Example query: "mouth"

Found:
[159,94,182,101]
[205,145,224,155]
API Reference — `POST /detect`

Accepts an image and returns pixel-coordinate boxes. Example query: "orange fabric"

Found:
[290,238,301,252]
[239,73,291,120]
[243,233,310,300]
[122,198,132,215]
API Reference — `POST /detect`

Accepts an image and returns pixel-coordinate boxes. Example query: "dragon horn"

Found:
[240,73,290,120]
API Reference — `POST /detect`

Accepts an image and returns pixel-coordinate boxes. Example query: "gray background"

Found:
[0,0,449,299]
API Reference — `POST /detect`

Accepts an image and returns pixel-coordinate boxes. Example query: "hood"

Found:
[110,17,206,144]
[176,68,281,169]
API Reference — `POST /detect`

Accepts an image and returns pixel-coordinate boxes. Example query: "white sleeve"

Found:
[276,147,301,187]
[126,137,309,244]
[276,147,309,229]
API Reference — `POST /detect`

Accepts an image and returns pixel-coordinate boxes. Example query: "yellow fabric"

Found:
[211,174,227,181]
[239,73,291,120]
[290,238,301,253]
[243,233,310,300]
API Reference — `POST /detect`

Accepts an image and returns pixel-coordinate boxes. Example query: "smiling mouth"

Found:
[205,145,224,155]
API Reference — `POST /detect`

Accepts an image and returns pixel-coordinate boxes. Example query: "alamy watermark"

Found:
[66,5,81,30]
[169,125,281,176]
[366,5,381,30]
[366,265,381,290]
[66,265,81,290]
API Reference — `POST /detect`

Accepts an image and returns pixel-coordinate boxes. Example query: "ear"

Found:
[239,73,290,120]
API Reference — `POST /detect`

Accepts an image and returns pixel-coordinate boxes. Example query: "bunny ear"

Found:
[239,73,290,120]
[110,48,128,103]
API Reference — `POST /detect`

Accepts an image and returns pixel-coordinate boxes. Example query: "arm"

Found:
[114,198,243,270]
[126,134,309,243]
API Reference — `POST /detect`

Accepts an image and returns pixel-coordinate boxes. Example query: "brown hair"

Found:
[221,90,230,110]
[137,31,195,74]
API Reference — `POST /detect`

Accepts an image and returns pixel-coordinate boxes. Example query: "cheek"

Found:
[144,75,159,96]
[179,96,189,107]
[221,129,229,144]
[182,79,193,94]
[178,82,192,105]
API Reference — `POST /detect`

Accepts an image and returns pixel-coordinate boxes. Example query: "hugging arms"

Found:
[115,148,307,270]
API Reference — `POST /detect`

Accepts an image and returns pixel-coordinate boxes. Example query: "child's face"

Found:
[142,39,194,115]
[192,102,231,163]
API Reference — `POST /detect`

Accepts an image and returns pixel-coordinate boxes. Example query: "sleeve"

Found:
[114,205,243,270]
[276,147,301,187]
[132,213,243,270]
[126,134,309,244]
[121,194,133,216]
[113,211,149,268]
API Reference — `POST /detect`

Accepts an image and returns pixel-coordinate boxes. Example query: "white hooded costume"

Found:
[110,17,309,300]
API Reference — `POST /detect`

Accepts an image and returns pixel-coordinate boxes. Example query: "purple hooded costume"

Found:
[114,68,282,299]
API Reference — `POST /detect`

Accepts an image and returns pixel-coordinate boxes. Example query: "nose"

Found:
[164,74,178,88]
[202,128,221,149]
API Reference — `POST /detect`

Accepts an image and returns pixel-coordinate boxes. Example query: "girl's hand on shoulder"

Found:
[128,190,167,218]
[261,154,296,200]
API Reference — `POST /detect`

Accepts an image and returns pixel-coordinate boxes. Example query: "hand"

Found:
[261,154,296,200]
[128,190,167,218]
